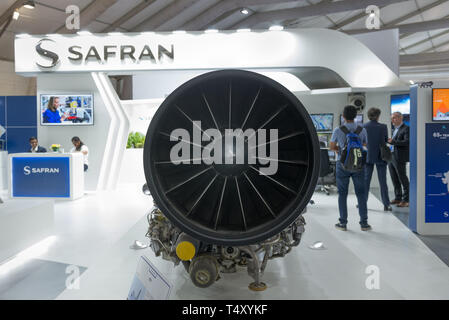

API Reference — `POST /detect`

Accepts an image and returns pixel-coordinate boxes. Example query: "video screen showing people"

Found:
[391,94,410,126]
[432,89,449,121]
[40,94,94,126]
[310,113,334,132]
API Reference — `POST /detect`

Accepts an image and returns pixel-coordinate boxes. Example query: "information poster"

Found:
[425,123,449,223]
[128,256,172,300]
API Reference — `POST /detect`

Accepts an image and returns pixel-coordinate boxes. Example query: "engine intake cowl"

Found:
[144,69,319,246]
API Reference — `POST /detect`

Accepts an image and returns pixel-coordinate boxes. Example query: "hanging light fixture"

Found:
[23,0,36,9]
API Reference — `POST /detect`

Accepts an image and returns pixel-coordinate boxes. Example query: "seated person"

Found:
[29,137,47,153]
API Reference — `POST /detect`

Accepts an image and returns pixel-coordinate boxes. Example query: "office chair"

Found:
[317,148,334,195]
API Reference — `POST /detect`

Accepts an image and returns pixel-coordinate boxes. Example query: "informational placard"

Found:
[11,156,70,197]
[127,256,172,300]
[425,123,449,223]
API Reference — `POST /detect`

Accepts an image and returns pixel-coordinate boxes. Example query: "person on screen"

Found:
[71,136,89,172]
[43,97,67,124]
[363,108,391,211]
[29,137,47,153]
[388,112,410,208]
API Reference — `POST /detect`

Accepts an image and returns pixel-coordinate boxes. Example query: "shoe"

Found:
[361,224,372,231]
[335,223,347,231]
[384,205,392,211]
[398,202,409,207]
[390,200,401,205]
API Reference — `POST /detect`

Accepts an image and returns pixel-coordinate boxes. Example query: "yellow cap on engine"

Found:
[176,241,196,261]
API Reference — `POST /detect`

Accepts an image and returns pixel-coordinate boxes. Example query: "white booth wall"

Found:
[37,74,111,191]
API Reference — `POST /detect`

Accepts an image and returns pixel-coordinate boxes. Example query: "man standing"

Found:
[29,137,47,153]
[388,112,410,208]
[363,108,391,211]
[330,105,371,231]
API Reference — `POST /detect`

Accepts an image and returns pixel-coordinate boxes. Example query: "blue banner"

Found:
[12,157,70,198]
[425,123,449,223]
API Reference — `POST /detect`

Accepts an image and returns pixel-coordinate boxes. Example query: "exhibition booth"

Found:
[0,27,448,299]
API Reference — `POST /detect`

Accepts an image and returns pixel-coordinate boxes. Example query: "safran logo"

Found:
[35,38,60,69]
[24,166,60,175]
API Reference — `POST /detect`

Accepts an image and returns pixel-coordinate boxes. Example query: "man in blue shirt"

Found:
[330,105,370,231]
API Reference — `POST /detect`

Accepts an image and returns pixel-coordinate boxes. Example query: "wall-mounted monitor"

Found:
[391,93,410,127]
[432,89,449,121]
[317,133,331,147]
[340,114,363,125]
[310,113,334,132]
[40,94,94,126]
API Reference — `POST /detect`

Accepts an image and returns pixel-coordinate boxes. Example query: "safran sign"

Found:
[15,33,175,73]
[12,157,70,198]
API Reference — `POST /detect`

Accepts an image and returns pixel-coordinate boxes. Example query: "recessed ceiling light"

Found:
[409,80,415,85]
[77,30,92,36]
[269,25,284,31]
[12,10,20,20]
[240,8,249,15]
[23,0,35,9]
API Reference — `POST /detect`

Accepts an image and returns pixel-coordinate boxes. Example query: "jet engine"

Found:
[143,69,319,290]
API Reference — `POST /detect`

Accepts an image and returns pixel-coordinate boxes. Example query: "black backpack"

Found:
[339,126,366,172]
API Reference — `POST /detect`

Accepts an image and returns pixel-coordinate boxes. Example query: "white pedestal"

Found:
[0,199,54,263]
[8,153,84,200]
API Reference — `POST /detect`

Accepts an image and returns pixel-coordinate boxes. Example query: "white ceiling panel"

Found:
[95,0,142,24]
[120,0,175,31]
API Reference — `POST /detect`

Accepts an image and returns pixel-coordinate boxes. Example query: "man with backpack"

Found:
[330,105,371,231]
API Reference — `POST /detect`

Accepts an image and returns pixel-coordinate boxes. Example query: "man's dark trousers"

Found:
[336,162,368,225]
[389,158,409,202]
[365,162,390,207]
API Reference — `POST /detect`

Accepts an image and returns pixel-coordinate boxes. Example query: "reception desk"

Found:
[8,153,84,200]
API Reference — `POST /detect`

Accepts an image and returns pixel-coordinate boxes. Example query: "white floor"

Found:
[3,184,449,299]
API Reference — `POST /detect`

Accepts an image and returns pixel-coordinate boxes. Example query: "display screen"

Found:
[432,89,449,121]
[391,93,410,127]
[317,133,331,147]
[40,94,94,126]
[310,113,334,132]
[340,114,363,125]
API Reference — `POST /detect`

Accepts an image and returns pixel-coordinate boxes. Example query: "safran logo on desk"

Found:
[23,166,60,175]
[35,37,175,70]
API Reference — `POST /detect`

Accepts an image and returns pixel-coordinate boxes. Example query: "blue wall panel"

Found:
[6,127,37,154]
[6,96,37,127]
[0,96,5,127]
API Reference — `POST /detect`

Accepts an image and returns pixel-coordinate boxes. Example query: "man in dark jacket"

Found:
[363,108,391,211]
[29,137,47,153]
[388,112,410,207]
